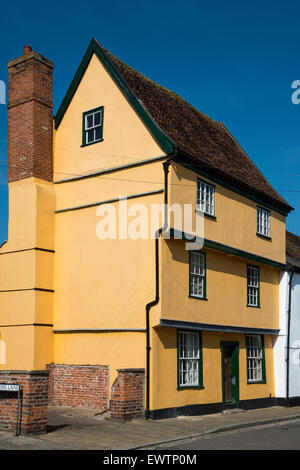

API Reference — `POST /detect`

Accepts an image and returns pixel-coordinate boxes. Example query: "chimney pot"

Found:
[24,45,32,55]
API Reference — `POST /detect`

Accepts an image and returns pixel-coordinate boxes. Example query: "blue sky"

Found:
[0,0,299,243]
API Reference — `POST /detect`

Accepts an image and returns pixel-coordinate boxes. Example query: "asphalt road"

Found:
[162,419,300,450]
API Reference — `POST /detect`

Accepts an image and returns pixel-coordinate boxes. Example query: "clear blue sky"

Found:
[0,0,299,244]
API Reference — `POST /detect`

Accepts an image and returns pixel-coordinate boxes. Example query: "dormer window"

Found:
[82,106,104,146]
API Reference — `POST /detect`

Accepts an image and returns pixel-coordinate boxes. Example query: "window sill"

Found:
[189,295,208,301]
[247,304,261,309]
[195,209,217,221]
[256,232,272,241]
[81,138,104,148]
[177,386,204,390]
[247,380,266,385]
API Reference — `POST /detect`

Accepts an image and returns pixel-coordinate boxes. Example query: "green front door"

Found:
[221,342,239,406]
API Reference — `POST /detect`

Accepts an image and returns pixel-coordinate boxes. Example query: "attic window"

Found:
[82,106,104,146]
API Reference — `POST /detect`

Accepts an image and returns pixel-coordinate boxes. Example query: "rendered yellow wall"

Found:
[54,53,164,181]
[160,238,279,330]
[0,178,55,370]
[0,45,166,377]
[0,42,282,416]
[3,178,55,252]
[53,166,165,385]
[54,332,146,383]
[151,327,275,410]
[54,158,165,212]
[169,163,286,264]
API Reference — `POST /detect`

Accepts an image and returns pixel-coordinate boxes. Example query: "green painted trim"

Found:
[247,264,260,308]
[160,318,279,336]
[262,335,266,383]
[189,250,207,300]
[177,329,203,389]
[246,334,267,384]
[82,106,104,147]
[55,189,164,214]
[168,228,286,270]
[188,295,208,301]
[232,343,240,405]
[221,346,225,408]
[54,38,174,155]
[0,288,54,293]
[256,233,272,242]
[204,239,286,270]
[220,341,239,406]
[0,247,55,255]
[54,155,167,184]
[196,211,217,221]
[174,157,292,216]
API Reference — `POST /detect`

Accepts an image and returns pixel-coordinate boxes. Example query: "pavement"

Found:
[1,405,300,450]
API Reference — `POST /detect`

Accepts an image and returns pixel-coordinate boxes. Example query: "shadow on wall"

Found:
[165,238,278,287]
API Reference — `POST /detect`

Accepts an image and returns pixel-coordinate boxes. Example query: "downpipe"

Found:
[286,265,295,407]
[145,151,177,419]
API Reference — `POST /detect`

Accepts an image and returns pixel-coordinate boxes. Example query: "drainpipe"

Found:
[286,265,295,407]
[145,151,177,419]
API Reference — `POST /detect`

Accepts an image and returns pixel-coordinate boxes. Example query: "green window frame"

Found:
[177,330,203,389]
[247,264,260,307]
[82,106,104,147]
[189,251,207,299]
[246,334,266,383]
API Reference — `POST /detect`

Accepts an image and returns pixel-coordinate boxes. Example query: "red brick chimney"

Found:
[7,46,54,183]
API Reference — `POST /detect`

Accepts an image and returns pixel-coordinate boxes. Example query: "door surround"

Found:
[220,341,240,408]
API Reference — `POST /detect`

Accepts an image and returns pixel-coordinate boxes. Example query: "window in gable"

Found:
[82,106,104,146]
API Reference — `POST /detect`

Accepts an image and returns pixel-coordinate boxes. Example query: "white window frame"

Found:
[246,335,264,383]
[189,251,206,299]
[247,265,260,307]
[196,179,215,216]
[83,107,103,145]
[257,207,270,238]
[178,331,201,387]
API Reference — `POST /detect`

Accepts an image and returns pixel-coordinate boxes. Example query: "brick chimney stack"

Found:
[7,46,54,183]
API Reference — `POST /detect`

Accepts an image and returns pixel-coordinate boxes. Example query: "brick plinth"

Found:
[46,363,109,410]
[110,368,145,421]
[0,371,49,435]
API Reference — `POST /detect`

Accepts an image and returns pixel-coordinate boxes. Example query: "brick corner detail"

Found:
[110,368,145,421]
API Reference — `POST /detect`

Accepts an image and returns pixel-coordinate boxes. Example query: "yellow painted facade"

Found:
[160,239,279,330]
[0,46,288,416]
[169,163,286,264]
[151,329,275,410]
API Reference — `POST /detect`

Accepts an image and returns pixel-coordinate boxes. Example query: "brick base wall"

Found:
[46,363,109,410]
[0,371,49,435]
[110,368,145,421]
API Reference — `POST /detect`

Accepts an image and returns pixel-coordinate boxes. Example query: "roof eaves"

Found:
[175,151,294,215]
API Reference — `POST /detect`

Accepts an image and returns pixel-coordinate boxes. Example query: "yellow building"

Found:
[0,39,293,428]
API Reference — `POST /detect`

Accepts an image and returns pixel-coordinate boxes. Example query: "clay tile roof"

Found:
[98,41,292,212]
[286,230,300,261]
